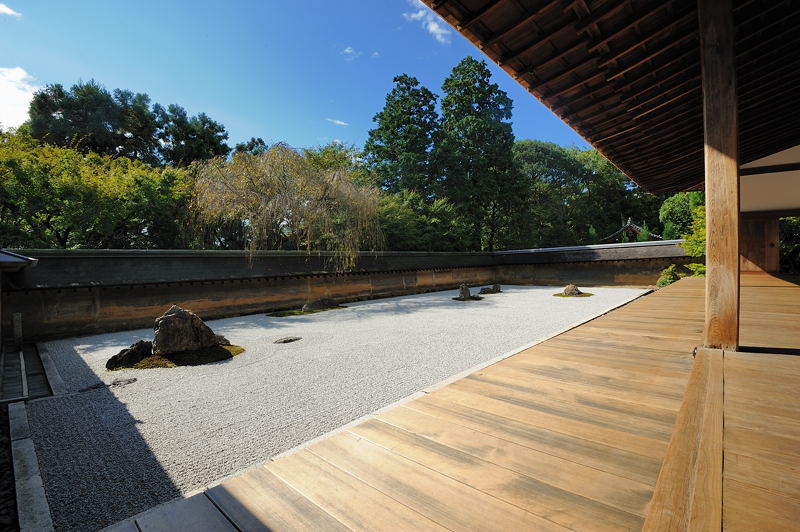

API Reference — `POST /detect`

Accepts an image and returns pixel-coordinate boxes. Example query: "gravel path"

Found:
[27,285,646,531]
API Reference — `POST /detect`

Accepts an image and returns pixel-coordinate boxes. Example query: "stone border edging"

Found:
[37,345,66,396]
[8,401,54,532]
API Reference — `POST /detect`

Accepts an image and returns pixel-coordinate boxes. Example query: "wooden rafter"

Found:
[424,0,800,194]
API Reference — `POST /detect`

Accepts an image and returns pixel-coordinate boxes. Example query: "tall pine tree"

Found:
[363,75,439,197]
[438,58,523,251]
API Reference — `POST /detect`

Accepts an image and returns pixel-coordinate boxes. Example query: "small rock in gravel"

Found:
[302,298,336,312]
[274,337,302,344]
[110,378,137,388]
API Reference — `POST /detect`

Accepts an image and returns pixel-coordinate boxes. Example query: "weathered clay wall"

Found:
[2,242,690,341]
[500,257,697,287]
[5,267,498,340]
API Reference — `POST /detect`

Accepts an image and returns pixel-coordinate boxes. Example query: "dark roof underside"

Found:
[424,0,800,194]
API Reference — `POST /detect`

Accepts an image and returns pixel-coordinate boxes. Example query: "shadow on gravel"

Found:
[25,344,181,532]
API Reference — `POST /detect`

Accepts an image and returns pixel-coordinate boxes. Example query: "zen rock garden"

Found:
[106,305,244,370]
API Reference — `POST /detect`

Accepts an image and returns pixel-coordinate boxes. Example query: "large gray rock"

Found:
[479,284,502,295]
[563,284,583,296]
[457,284,472,300]
[106,340,152,370]
[152,305,220,355]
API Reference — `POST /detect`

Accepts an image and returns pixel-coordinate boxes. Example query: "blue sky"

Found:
[0,0,587,150]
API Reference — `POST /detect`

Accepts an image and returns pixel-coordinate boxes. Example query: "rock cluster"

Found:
[106,305,230,370]
[302,298,336,313]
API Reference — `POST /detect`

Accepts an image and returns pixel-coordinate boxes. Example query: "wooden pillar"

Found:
[699,0,739,350]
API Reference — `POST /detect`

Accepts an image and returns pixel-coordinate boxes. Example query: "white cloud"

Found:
[0,3,21,16]
[371,51,380,58]
[341,46,362,61]
[0,67,39,129]
[403,0,451,44]
[326,118,349,126]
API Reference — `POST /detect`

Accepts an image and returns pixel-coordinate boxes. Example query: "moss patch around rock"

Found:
[266,306,346,317]
[123,345,245,370]
[553,292,595,298]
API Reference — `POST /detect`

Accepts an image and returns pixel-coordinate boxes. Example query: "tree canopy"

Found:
[192,144,381,269]
[438,57,523,251]
[12,63,784,270]
[27,80,230,167]
[0,129,190,248]
[363,74,439,196]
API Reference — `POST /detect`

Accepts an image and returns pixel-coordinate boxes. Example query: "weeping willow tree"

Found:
[193,143,381,270]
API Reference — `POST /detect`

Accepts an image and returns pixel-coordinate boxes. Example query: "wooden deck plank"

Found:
[206,466,349,531]
[377,406,654,516]
[419,386,670,458]
[308,431,570,531]
[723,274,800,530]
[448,375,676,441]
[468,368,679,425]
[350,418,644,531]
[723,478,800,532]
[266,450,449,531]
[403,398,664,485]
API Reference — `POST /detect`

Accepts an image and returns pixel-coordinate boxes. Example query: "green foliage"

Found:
[662,221,676,241]
[657,264,685,287]
[659,192,704,239]
[234,137,268,155]
[780,217,800,274]
[686,263,706,276]
[153,104,230,166]
[193,143,381,270]
[512,140,662,248]
[637,221,650,242]
[363,74,439,196]
[587,225,599,244]
[553,292,594,297]
[438,57,524,251]
[28,81,157,163]
[27,80,231,166]
[680,205,706,258]
[303,142,363,174]
[378,190,468,251]
[0,130,191,248]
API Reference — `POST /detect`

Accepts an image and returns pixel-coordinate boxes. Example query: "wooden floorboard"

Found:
[724,275,800,531]
[119,272,800,531]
